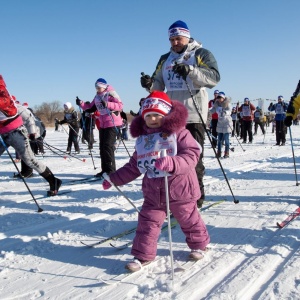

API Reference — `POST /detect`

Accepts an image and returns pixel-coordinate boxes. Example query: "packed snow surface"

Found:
[0,125,300,299]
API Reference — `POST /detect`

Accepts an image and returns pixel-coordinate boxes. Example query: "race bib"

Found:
[135,132,177,178]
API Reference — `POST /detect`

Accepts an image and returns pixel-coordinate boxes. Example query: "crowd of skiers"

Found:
[1,18,299,273]
[208,93,291,152]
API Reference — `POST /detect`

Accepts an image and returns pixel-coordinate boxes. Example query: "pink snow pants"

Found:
[131,200,210,261]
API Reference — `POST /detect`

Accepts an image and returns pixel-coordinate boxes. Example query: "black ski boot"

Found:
[94,171,104,178]
[40,167,62,196]
[14,160,34,178]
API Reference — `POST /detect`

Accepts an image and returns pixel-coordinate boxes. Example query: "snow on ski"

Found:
[99,272,133,285]
[175,259,199,272]
[201,199,225,212]
[80,226,137,247]
[175,247,211,271]
[100,246,212,285]
[276,207,300,228]
[99,257,164,285]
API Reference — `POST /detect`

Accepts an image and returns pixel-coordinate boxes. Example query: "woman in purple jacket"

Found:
[102,90,210,272]
[76,78,123,178]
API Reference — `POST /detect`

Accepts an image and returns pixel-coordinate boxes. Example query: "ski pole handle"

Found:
[160,149,167,158]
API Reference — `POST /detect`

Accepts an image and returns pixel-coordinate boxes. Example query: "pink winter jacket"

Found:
[109,100,201,205]
[79,85,123,129]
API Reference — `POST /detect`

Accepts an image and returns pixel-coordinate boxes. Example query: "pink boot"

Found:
[125,258,152,272]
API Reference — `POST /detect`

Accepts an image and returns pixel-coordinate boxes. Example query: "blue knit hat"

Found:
[218,92,225,99]
[168,20,190,39]
[95,78,107,89]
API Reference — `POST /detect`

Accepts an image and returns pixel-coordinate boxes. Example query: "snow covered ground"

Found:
[0,124,300,300]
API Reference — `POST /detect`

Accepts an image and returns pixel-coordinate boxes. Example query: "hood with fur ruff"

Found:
[130,100,188,137]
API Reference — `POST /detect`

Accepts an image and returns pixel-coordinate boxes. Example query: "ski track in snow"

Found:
[0,127,300,299]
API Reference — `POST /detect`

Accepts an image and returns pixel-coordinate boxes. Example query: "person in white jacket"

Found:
[209,92,232,158]
[14,104,44,178]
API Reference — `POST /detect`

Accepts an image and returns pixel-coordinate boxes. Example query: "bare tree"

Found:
[34,101,63,125]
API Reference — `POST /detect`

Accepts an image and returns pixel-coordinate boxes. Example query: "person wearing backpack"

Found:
[0,75,61,196]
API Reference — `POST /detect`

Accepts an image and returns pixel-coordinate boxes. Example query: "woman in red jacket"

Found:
[0,75,61,196]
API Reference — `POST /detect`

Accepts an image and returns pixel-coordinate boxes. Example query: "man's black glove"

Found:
[284,116,293,127]
[76,96,82,106]
[140,73,153,89]
[29,133,36,141]
[172,63,190,80]
[101,100,107,108]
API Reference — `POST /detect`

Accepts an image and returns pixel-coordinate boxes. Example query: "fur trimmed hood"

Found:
[130,100,188,138]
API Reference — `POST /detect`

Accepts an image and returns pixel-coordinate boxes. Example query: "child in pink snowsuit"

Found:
[102,91,210,271]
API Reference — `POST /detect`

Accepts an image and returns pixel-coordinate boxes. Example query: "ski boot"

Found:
[189,248,208,261]
[125,258,152,272]
[40,167,62,196]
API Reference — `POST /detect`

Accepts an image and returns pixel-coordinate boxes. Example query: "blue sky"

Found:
[2,0,300,112]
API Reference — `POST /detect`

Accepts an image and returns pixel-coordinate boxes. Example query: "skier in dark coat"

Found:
[58,102,80,154]
[268,96,287,146]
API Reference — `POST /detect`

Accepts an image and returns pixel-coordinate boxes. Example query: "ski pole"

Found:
[183,78,239,204]
[61,124,69,136]
[160,149,174,283]
[115,137,122,153]
[104,98,131,158]
[42,141,71,161]
[288,124,299,186]
[88,116,97,170]
[287,79,300,186]
[207,131,234,152]
[102,173,140,213]
[68,123,82,141]
[228,123,245,151]
[42,141,86,162]
[0,135,43,212]
[78,107,97,169]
